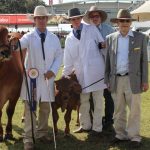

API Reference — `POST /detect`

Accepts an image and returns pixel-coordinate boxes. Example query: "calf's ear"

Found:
[55,80,59,85]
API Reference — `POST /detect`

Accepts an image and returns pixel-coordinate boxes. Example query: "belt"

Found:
[117,73,128,76]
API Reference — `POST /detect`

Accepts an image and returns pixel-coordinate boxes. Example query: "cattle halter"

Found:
[0,44,11,61]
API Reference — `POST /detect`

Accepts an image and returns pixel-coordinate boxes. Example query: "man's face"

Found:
[70,17,82,29]
[89,12,101,26]
[34,16,48,31]
[117,19,132,35]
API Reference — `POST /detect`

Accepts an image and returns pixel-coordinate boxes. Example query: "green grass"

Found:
[0,64,150,150]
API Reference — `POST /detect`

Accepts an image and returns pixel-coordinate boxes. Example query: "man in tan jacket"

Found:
[105,9,149,148]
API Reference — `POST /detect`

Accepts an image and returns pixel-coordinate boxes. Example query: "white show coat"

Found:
[63,24,106,93]
[20,29,62,102]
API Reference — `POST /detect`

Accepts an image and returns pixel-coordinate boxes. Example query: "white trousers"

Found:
[111,76,141,142]
[79,90,103,132]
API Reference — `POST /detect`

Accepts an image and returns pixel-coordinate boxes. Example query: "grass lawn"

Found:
[0,64,150,150]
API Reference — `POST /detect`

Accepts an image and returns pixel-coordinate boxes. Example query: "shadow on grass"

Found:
[103,136,150,150]
[2,127,150,150]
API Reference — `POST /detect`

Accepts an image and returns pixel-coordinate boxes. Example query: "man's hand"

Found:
[106,83,111,91]
[44,71,55,80]
[99,42,106,49]
[141,83,149,92]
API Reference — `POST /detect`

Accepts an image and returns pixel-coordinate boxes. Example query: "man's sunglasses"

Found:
[119,19,131,23]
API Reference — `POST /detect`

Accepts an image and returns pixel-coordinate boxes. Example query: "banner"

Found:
[0,14,33,25]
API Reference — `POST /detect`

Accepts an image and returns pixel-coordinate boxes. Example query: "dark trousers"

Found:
[103,88,114,127]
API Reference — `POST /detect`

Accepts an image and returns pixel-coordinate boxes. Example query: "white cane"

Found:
[46,78,57,150]
[40,32,57,149]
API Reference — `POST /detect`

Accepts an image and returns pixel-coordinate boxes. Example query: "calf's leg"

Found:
[76,105,80,126]
[52,103,59,135]
[0,110,3,142]
[64,107,72,135]
[5,99,17,140]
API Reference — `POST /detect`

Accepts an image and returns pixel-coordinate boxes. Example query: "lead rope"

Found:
[17,39,35,144]
[82,77,104,90]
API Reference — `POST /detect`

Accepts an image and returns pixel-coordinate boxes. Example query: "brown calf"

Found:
[52,73,82,136]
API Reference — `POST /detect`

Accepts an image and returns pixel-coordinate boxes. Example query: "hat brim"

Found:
[27,14,53,22]
[83,10,107,24]
[64,14,84,21]
[110,18,137,23]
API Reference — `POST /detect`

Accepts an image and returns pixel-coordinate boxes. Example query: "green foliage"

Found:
[0,0,46,13]
[25,0,46,13]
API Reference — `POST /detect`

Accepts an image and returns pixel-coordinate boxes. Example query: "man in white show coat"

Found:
[62,8,106,135]
[83,6,115,132]
[13,5,62,150]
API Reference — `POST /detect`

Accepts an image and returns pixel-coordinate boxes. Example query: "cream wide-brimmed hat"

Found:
[110,9,136,23]
[27,5,52,21]
[83,6,107,24]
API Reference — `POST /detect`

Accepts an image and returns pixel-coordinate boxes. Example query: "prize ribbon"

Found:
[28,68,39,111]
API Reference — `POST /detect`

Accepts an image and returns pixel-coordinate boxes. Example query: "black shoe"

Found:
[129,141,142,148]
[110,137,126,145]
[89,130,103,137]
[103,124,115,133]
[73,127,91,133]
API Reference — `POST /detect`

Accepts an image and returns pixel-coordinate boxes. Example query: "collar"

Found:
[97,24,102,30]
[118,29,134,37]
[36,28,47,37]
[73,23,83,32]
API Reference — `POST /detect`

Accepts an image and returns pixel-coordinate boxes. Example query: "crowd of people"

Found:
[7,5,149,150]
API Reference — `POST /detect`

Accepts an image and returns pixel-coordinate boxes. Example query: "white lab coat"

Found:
[63,24,106,93]
[20,29,62,102]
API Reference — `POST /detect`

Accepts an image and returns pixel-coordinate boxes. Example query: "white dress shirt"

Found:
[116,30,134,75]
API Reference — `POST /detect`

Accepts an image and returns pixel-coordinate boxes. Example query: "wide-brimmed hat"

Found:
[83,6,107,24]
[27,5,52,21]
[65,8,84,20]
[110,9,136,23]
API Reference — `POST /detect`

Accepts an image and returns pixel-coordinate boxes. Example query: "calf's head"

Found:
[55,74,82,112]
[69,73,82,94]
[55,77,73,112]
[0,26,11,62]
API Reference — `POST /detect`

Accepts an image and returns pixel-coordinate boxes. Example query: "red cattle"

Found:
[0,26,25,141]
[52,73,82,136]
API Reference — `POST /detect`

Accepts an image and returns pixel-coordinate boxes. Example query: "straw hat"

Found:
[83,6,107,24]
[27,5,52,21]
[110,9,136,23]
[65,8,84,20]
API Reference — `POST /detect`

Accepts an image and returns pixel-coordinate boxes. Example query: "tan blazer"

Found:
[104,31,148,94]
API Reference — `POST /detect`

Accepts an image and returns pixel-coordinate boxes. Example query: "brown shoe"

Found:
[24,142,34,150]
[73,127,91,133]
[37,136,53,144]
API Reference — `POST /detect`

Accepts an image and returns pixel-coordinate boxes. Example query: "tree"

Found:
[0,0,46,13]
[25,0,46,13]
